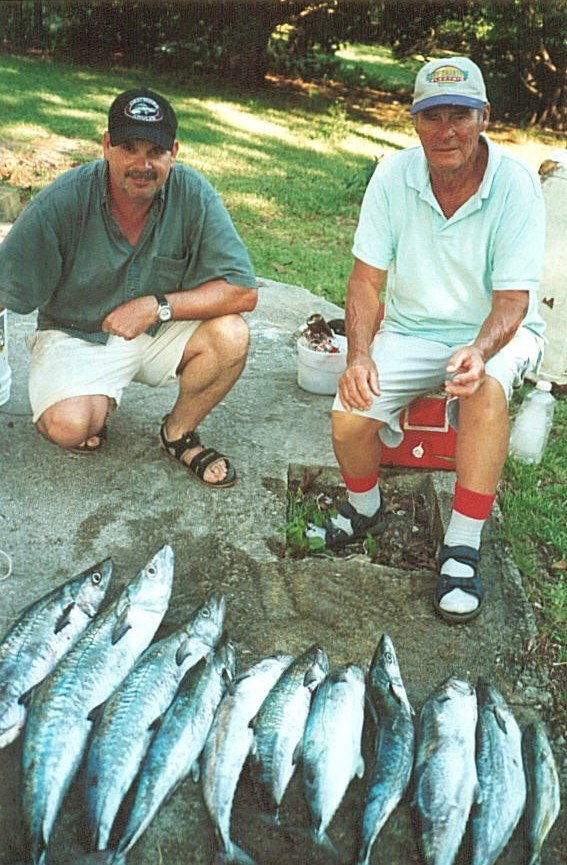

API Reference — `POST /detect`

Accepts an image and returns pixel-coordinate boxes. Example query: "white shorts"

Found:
[27,320,202,422]
[332,327,544,448]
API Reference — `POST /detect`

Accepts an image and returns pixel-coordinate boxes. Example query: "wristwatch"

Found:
[154,294,172,323]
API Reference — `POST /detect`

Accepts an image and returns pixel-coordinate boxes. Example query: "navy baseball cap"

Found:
[108,88,178,150]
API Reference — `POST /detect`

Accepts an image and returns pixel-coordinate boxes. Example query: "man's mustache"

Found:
[125,170,157,180]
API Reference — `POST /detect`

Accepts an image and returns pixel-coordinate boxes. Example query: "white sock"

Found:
[444,509,484,549]
[440,510,485,615]
[347,484,381,518]
[306,484,381,541]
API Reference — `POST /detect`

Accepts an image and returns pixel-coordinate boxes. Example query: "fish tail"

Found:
[312,828,340,860]
[215,839,257,865]
[32,833,48,865]
[355,842,371,865]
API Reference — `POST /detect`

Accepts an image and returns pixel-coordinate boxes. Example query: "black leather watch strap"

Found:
[154,294,172,322]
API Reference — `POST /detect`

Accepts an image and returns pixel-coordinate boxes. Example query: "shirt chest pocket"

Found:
[149,255,190,291]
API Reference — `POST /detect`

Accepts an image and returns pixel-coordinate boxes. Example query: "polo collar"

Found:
[406,135,502,222]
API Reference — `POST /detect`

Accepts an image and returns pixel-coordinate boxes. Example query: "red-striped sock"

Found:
[445,484,495,550]
[440,484,496,615]
[453,483,496,521]
[341,471,381,517]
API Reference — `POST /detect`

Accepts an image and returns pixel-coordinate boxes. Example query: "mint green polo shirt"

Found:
[0,160,256,343]
[352,135,546,346]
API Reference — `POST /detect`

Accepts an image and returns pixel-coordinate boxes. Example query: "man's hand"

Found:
[338,353,381,412]
[445,345,486,397]
[102,296,159,340]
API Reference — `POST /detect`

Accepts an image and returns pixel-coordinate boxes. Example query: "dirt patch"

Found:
[0,136,98,191]
[280,469,437,572]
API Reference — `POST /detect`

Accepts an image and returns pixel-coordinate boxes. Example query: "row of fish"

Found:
[412,675,561,865]
[0,547,561,865]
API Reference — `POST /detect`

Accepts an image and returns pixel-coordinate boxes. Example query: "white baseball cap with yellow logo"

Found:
[410,57,488,115]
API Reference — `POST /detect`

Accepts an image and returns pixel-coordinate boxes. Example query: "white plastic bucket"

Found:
[296,335,347,395]
[0,310,11,406]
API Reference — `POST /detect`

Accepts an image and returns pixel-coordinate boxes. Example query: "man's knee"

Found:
[331,410,383,446]
[196,314,250,359]
[36,408,86,447]
[36,397,107,448]
[218,314,249,353]
[460,375,508,425]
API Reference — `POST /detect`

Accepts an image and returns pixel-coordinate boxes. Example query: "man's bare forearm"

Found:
[345,260,387,362]
[164,279,258,321]
[102,279,257,339]
[472,289,529,361]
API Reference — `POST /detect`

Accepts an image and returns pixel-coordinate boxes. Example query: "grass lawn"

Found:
[336,42,422,91]
[0,48,565,713]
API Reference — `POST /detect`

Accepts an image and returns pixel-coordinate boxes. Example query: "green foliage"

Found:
[377,0,483,59]
[345,155,382,196]
[0,1,373,85]
[280,488,332,558]
[289,0,373,55]
[471,0,566,130]
[268,40,342,81]
[0,2,563,128]
[336,43,420,91]
[501,386,567,660]
[362,532,379,559]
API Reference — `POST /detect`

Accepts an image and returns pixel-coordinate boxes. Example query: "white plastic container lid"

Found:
[535,380,552,391]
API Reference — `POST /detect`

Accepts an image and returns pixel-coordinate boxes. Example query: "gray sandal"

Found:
[434,544,484,624]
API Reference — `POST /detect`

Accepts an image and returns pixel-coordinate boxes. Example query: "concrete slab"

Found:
[0,278,564,865]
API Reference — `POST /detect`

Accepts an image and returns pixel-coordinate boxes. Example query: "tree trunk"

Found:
[33,1,45,50]
[216,1,300,86]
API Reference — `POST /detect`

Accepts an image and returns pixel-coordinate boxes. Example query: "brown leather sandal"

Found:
[159,417,236,489]
[69,423,108,454]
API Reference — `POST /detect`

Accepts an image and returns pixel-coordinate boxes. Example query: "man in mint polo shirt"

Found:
[0,88,257,488]
[309,57,546,623]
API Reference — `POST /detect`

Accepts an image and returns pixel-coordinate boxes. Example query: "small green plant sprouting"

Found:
[363,532,379,559]
[280,487,335,558]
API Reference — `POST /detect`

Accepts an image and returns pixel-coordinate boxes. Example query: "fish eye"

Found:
[385,651,393,663]
[91,571,102,584]
[147,565,158,578]
[202,607,211,618]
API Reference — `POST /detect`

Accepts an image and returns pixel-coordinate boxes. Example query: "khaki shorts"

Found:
[332,327,544,448]
[27,320,201,422]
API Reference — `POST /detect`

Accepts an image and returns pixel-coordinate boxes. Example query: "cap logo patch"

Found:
[124,97,163,123]
[427,65,469,85]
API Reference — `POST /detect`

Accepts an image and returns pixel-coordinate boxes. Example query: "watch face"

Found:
[158,305,172,321]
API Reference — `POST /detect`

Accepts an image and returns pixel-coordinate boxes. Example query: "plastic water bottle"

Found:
[0,309,11,406]
[509,381,555,464]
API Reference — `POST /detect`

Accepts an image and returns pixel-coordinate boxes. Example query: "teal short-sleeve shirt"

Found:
[0,160,256,343]
[352,136,546,346]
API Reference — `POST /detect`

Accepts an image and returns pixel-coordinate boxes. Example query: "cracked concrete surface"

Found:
[0,274,563,865]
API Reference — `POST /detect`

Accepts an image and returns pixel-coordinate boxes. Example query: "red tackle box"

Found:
[380,394,456,470]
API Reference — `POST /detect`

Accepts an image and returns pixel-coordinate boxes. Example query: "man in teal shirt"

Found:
[0,88,257,488]
[309,58,546,623]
